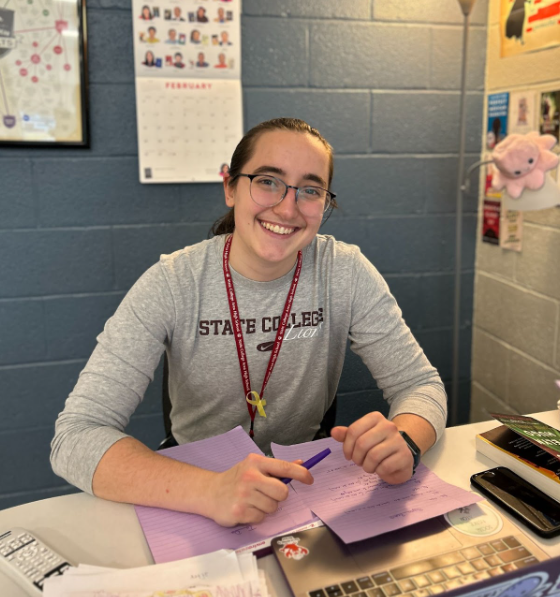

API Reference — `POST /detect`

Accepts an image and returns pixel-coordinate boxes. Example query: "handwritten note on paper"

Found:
[271,437,481,544]
[134,427,314,562]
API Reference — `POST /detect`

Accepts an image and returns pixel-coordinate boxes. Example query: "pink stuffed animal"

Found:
[491,131,558,198]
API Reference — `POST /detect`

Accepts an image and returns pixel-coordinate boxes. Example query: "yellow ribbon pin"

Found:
[246,391,267,418]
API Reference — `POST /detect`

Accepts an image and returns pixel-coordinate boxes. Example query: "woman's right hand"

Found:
[206,453,313,527]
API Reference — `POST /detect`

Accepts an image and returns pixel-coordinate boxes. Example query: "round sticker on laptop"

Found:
[444,502,503,537]
[276,536,310,560]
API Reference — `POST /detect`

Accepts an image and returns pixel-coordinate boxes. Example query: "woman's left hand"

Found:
[331,412,414,484]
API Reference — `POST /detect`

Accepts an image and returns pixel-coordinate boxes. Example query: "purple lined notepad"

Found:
[271,437,482,544]
[134,426,314,563]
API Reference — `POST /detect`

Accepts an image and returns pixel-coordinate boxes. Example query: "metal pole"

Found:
[451,10,471,425]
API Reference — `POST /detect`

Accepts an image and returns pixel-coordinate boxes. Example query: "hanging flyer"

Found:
[484,152,502,197]
[540,90,560,142]
[487,93,509,150]
[482,198,501,245]
[132,0,242,183]
[500,208,523,252]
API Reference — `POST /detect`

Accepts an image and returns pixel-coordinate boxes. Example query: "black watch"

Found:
[400,431,421,474]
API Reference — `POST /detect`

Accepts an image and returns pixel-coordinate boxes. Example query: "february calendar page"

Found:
[132,0,242,183]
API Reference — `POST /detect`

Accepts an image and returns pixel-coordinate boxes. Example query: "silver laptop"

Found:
[272,501,556,597]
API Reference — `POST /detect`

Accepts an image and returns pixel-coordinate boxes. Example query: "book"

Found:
[490,413,560,460]
[476,416,560,501]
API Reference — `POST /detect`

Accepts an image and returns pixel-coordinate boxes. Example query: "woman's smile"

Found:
[258,219,299,236]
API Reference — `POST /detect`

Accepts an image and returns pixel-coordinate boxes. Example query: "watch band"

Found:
[400,430,421,473]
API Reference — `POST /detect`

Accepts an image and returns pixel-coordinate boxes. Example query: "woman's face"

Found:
[146,51,154,63]
[142,6,150,18]
[224,130,330,280]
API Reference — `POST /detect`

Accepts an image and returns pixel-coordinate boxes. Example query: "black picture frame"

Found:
[0,0,89,147]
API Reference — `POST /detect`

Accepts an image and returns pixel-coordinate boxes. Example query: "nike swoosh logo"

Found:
[257,341,275,352]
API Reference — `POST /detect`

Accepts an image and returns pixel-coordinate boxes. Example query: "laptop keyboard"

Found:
[308,536,539,597]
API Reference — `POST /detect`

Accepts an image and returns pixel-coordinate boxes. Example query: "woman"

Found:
[51,118,447,528]
[196,6,209,23]
[190,29,201,44]
[143,50,156,67]
[139,5,152,20]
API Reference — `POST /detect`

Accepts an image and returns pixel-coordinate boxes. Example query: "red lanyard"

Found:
[223,234,302,438]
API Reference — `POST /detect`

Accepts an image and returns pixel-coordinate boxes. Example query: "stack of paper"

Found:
[135,427,481,563]
[135,427,316,562]
[43,549,267,597]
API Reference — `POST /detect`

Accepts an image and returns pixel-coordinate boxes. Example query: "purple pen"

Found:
[280,447,332,484]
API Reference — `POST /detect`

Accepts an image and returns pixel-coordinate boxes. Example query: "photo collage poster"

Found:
[0,0,84,143]
[132,0,242,183]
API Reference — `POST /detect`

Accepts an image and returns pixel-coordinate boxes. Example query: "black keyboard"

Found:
[308,536,539,597]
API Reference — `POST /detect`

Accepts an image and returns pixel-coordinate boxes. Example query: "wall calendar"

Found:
[132,0,242,183]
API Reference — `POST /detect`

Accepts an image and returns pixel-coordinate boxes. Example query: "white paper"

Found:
[508,91,538,135]
[43,550,244,596]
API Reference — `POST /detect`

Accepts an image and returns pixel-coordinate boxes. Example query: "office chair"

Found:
[157,353,337,450]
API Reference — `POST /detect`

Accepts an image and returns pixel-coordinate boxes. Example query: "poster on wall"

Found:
[482,198,501,245]
[0,0,88,146]
[132,0,243,183]
[540,90,560,141]
[500,208,522,252]
[508,91,537,135]
[500,0,560,58]
[487,93,509,150]
[484,152,502,197]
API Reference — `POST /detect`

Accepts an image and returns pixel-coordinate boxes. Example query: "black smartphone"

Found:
[471,466,560,538]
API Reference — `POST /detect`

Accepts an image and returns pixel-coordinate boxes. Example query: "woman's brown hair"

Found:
[211,118,336,236]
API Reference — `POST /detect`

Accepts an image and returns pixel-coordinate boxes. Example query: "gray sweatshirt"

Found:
[51,234,447,493]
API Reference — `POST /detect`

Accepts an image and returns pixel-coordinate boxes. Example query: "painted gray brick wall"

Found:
[0,0,487,510]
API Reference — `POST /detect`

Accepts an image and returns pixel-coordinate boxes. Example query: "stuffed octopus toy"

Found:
[491,131,559,199]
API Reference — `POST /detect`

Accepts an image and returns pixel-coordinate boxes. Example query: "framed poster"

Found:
[0,0,89,146]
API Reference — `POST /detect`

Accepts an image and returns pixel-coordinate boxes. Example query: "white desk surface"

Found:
[3,411,560,597]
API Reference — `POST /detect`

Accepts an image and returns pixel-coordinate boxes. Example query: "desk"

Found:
[3,411,560,597]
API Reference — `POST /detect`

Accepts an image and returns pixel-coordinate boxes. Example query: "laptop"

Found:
[272,501,560,597]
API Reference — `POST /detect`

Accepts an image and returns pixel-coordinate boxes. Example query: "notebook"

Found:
[272,501,559,597]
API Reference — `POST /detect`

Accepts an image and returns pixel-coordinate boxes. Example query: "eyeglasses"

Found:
[233,173,336,216]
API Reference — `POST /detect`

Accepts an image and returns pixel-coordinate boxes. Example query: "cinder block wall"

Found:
[470,0,560,421]
[0,0,487,510]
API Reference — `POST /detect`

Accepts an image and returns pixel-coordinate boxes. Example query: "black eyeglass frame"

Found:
[231,173,337,214]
